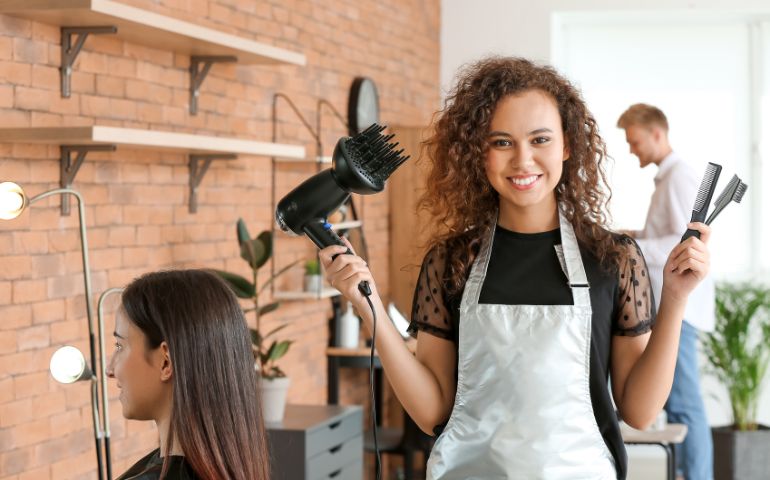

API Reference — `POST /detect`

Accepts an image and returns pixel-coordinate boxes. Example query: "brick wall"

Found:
[0,1,439,478]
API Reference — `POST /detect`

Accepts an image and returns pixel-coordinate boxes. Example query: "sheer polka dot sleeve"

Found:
[407,246,454,340]
[614,235,656,336]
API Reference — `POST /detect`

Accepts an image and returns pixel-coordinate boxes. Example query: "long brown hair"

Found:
[121,269,270,480]
[420,57,625,293]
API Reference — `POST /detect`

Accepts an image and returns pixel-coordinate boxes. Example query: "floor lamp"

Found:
[0,181,111,480]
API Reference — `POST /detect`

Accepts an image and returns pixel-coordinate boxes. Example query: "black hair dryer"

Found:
[275,124,409,296]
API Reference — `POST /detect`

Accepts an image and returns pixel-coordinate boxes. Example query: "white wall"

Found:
[441,0,770,93]
[440,0,770,450]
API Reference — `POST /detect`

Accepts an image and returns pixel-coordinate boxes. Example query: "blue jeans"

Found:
[664,321,713,480]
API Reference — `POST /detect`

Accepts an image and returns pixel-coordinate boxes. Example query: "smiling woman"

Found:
[106,269,270,480]
[316,56,714,480]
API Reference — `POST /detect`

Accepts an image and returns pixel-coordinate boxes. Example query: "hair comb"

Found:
[681,162,721,241]
[705,175,748,225]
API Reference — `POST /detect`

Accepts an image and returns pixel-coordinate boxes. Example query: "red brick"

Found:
[30,111,64,127]
[29,65,58,91]
[16,325,49,351]
[31,391,66,420]
[47,230,79,254]
[12,38,47,64]
[0,398,34,428]
[0,445,33,476]
[47,410,82,438]
[30,255,65,278]
[0,304,32,330]
[32,299,66,325]
[11,279,46,304]
[89,248,122,272]
[0,14,32,38]
[9,418,50,449]
[46,275,83,300]
[95,76,125,97]
[49,448,96,479]
[49,320,82,344]
[13,231,49,255]
[0,84,11,109]
[0,330,16,355]
[18,465,51,480]
[107,226,135,248]
[0,377,13,403]
[0,281,11,306]
[0,61,31,86]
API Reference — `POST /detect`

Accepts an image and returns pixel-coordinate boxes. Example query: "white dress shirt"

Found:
[634,152,716,332]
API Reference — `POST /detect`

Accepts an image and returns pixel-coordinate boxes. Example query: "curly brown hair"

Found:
[419,56,625,294]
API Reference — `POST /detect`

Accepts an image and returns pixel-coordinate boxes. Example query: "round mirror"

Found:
[347,77,380,136]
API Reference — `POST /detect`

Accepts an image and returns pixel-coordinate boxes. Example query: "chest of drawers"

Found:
[267,404,363,480]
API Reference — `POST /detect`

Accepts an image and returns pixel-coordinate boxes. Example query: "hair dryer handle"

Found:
[302,221,372,296]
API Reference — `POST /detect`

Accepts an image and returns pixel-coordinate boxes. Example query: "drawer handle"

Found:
[329,444,343,454]
[328,421,341,430]
[328,469,342,478]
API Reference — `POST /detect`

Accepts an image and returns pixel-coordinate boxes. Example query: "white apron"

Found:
[426,210,616,479]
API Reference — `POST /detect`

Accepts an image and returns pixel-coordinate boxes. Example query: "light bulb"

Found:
[50,346,89,384]
[0,182,27,220]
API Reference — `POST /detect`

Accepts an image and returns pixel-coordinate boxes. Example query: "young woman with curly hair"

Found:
[320,57,711,479]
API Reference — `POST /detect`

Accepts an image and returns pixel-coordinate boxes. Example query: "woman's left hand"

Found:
[662,222,711,301]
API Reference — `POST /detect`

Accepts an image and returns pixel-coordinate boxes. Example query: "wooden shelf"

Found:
[274,155,332,164]
[0,126,305,158]
[330,220,362,230]
[0,0,306,66]
[273,287,340,300]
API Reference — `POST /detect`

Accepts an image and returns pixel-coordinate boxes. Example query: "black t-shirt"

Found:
[117,448,198,480]
[408,226,656,480]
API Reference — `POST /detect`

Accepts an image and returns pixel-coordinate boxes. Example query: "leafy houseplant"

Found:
[213,219,297,379]
[703,282,770,479]
[704,283,770,430]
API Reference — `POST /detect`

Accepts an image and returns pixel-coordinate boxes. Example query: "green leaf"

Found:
[210,270,255,298]
[249,328,260,347]
[258,302,281,317]
[236,218,251,247]
[254,231,273,269]
[268,340,292,361]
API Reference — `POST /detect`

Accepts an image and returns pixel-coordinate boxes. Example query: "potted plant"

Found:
[703,282,770,479]
[213,218,298,422]
[304,257,322,293]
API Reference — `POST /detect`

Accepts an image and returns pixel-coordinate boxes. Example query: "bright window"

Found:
[554,16,759,279]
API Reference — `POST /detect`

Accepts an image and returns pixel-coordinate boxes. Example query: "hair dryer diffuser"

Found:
[275,124,409,295]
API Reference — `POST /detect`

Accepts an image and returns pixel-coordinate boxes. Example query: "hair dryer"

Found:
[275,124,409,296]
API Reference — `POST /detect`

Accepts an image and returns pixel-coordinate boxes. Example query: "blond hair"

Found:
[617,103,669,131]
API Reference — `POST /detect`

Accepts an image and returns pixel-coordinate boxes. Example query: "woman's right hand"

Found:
[318,238,380,324]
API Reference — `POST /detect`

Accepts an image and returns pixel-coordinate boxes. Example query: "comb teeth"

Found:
[733,181,748,203]
[693,162,722,213]
[347,123,410,182]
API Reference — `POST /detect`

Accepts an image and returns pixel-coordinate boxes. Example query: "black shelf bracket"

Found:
[61,26,117,98]
[60,144,116,215]
[188,154,237,213]
[189,56,237,115]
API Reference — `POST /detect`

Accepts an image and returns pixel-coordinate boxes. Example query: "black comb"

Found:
[332,124,410,195]
[681,162,721,241]
[705,175,748,225]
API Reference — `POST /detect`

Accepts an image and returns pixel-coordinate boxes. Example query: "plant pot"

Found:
[260,376,291,423]
[304,274,322,292]
[712,425,770,479]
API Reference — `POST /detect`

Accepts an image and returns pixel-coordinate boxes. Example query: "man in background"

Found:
[617,103,715,480]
